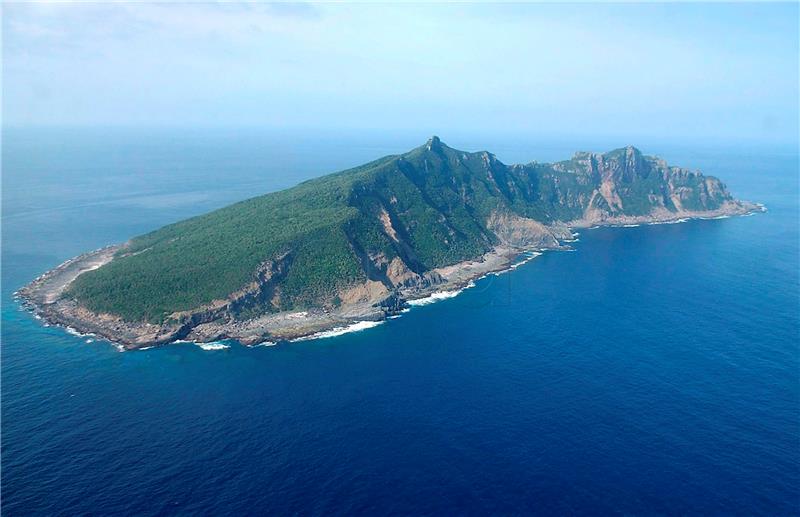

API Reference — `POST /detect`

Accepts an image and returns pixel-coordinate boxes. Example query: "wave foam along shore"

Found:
[407,288,466,306]
[510,251,542,269]
[65,326,84,337]
[291,320,385,342]
[195,342,231,351]
[248,341,278,348]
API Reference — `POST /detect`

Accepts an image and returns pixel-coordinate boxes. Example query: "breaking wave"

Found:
[248,341,278,348]
[656,218,690,225]
[292,320,385,341]
[195,342,231,351]
[407,289,465,306]
[510,252,542,269]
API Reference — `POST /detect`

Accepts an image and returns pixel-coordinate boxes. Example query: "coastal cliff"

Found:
[18,138,760,349]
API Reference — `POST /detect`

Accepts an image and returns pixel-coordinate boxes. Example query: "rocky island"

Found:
[19,138,761,349]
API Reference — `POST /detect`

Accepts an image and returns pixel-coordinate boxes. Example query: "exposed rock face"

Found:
[385,256,416,286]
[18,139,760,349]
[339,280,389,305]
[379,208,400,242]
[487,211,568,248]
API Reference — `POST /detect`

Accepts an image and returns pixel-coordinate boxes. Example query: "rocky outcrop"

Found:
[486,211,571,248]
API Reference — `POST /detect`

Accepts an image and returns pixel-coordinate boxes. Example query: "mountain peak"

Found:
[602,145,643,160]
[425,135,443,151]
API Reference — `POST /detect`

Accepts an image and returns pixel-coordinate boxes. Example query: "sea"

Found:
[2,128,798,515]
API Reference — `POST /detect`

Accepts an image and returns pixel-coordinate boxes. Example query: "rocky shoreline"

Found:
[16,242,543,350]
[16,201,763,351]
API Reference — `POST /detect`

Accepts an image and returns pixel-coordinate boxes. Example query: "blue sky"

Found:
[3,2,798,142]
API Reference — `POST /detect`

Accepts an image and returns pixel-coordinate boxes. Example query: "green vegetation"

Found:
[69,173,367,322]
[67,138,732,322]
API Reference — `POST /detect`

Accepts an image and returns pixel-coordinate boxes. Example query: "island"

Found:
[18,137,762,349]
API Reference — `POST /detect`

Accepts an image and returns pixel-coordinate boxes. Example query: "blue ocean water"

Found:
[2,129,798,515]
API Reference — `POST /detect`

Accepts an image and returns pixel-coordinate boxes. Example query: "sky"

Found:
[3,2,799,143]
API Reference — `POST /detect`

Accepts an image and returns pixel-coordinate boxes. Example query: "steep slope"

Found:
[22,137,757,347]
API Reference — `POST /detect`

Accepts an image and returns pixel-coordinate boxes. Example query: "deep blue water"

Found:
[2,129,798,515]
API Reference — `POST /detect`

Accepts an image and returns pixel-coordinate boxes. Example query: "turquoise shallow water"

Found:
[2,129,798,515]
